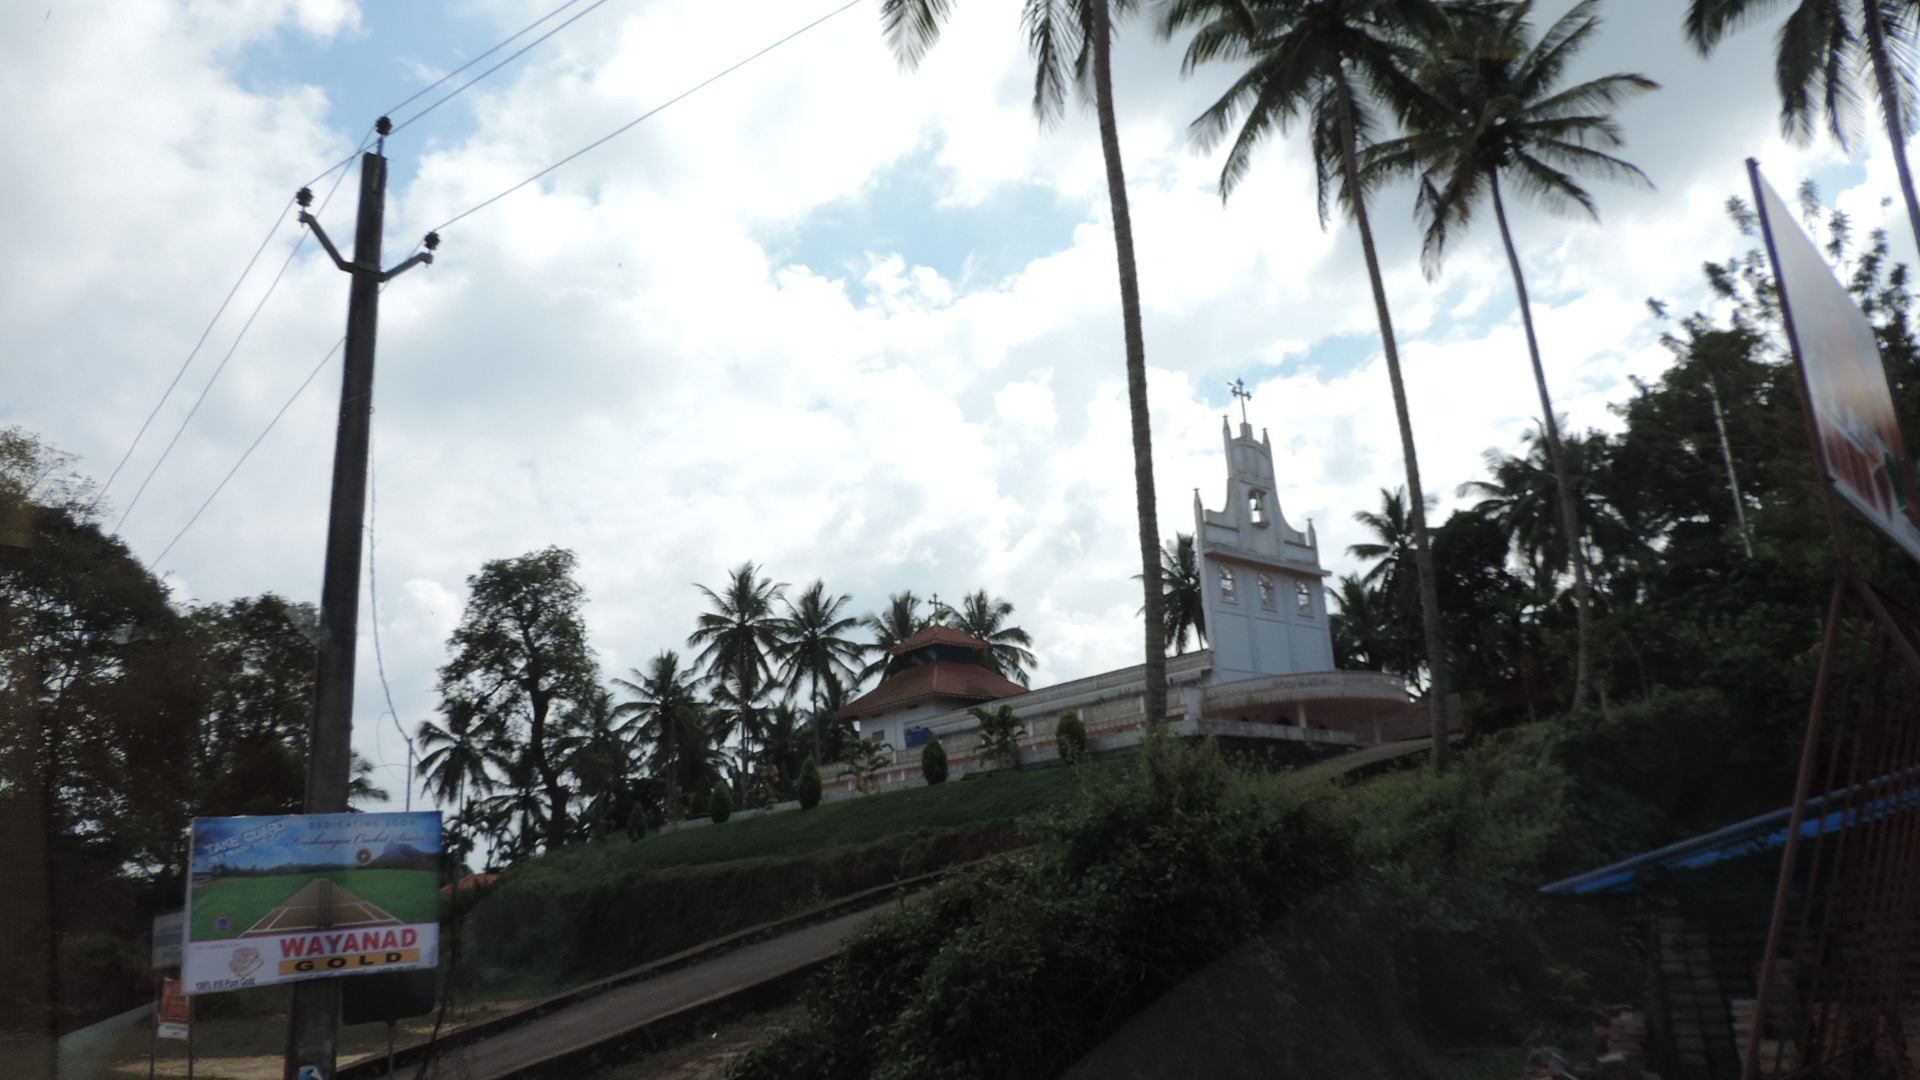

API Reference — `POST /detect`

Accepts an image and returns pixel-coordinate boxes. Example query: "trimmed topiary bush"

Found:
[1054,710,1088,764]
[709,781,733,824]
[798,758,824,809]
[921,738,949,785]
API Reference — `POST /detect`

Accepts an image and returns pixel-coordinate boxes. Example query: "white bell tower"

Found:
[1195,416,1334,682]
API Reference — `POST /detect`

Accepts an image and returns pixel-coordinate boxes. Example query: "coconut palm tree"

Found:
[613,651,721,822]
[1365,0,1655,709]
[935,589,1040,684]
[857,590,935,683]
[688,562,786,755]
[880,0,1170,725]
[1160,533,1207,654]
[416,700,504,827]
[770,580,866,761]
[1686,0,1920,258]
[1164,0,1455,768]
[1348,487,1428,680]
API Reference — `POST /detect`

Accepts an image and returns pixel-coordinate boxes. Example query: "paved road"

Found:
[386,905,891,1080]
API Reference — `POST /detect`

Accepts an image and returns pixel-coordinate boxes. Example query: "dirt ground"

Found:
[99,998,537,1080]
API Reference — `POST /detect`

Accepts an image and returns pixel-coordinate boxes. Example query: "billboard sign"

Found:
[1752,163,1920,564]
[151,909,183,970]
[182,811,442,995]
[157,978,191,1040]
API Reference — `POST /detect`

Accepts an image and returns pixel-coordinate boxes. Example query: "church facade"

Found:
[823,415,1419,798]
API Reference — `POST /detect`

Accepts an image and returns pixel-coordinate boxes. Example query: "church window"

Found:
[1218,564,1236,602]
[1249,490,1269,525]
[1258,574,1275,608]
[1296,581,1313,617]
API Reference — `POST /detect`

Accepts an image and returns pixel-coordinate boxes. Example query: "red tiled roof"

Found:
[890,625,991,657]
[836,660,1026,718]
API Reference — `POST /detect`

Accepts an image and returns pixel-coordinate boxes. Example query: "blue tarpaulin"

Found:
[1539,769,1920,897]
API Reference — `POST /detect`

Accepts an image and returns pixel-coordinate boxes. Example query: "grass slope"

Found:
[464,765,1116,990]
[511,764,1111,890]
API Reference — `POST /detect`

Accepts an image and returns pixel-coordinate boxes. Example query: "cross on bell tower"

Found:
[1228,378,1252,425]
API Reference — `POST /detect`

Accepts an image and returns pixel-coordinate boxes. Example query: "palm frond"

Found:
[880,0,955,69]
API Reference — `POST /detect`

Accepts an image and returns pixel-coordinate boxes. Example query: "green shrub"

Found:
[730,730,1351,1080]
[798,759,823,809]
[1054,710,1087,763]
[921,739,949,785]
[709,781,733,824]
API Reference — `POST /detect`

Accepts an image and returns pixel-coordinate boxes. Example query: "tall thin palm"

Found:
[1687,0,1920,259]
[857,590,934,683]
[1367,0,1655,710]
[688,562,786,756]
[935,590,1039,684]
[881,0,1169,724]
[612,651,719,821]
[1165,0,1455,768]
[771,580,866,761]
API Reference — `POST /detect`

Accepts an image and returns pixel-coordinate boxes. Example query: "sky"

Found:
[4,0,1909,810]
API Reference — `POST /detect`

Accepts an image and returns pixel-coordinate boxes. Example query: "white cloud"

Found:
[2,0,1880,807]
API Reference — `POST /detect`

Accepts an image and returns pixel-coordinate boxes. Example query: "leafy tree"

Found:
[1166,0,1456,768]
[770,579,865,761]
[1,429,197,879]
[709,780,733,824]
[969,703,1026,771]
[1159,533,1207,654]
[436,546,599,855]
[1685,0,1920,259]
[1366,0,1656,711]
[798,757,824,808]
[689,562,786,757]
[935,589,1038,684]
[881,0,1171,725]
[857,590,934,684]
[613,650,722,822]
[186,595,318,819]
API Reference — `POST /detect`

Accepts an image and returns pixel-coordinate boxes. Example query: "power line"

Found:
[429,0,863,235]
[150,337,344,567]
[388,0,620,138]
[114,147,361,535]
[88,202,293,515]
[106,2,618,521]
[367,429,416,811]
[385,0,596,120]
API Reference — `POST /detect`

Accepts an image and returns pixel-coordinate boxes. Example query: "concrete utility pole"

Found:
[284,117,437,1080]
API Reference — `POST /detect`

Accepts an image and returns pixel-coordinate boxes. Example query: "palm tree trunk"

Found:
[1863,0,1920,264]
[1490,172,1594,712]
[1089,0,1168,724]
[1337,81,1452,773]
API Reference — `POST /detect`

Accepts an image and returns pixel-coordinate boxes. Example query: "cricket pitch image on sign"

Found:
[182,811,442,994]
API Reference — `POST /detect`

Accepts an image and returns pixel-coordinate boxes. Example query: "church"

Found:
[822,415,1421,797]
